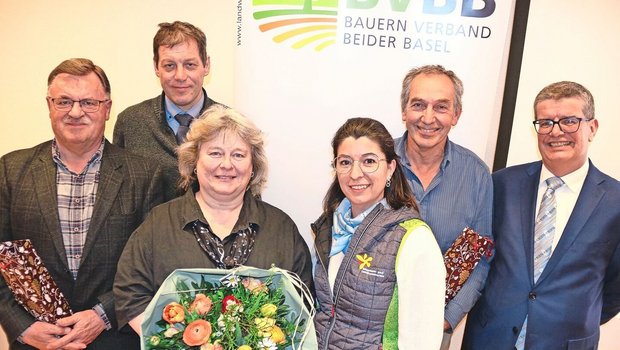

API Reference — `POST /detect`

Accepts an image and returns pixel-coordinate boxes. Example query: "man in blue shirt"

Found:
[114,21,220,200]
[394,64,493,349]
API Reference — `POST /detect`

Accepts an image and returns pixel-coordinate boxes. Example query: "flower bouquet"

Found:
[141,266,316,350]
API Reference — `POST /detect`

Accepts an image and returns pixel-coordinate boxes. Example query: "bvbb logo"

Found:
[251,0,496,51]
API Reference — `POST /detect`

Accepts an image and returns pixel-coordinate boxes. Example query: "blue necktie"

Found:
[174,113,193,144]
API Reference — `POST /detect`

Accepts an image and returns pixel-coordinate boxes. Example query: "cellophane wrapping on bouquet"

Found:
[141,266,317,350]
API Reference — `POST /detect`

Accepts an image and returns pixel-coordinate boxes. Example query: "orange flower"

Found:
[190,293,213,315]
[183,319,212,346]
[269,325,286,344]
[201,342,224,350]
[162,302,185,324]
[242,277,268,294]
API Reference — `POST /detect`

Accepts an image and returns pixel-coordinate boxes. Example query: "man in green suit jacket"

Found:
[0,58,164,349]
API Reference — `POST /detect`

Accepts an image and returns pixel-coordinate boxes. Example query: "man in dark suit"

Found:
[462,81,620,350]
[0,58,164,349]
[113,21,219,200]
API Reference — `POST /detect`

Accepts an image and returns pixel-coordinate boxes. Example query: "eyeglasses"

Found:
[332,154,386,174]
[532,116,593,135]
[48,97,109,113]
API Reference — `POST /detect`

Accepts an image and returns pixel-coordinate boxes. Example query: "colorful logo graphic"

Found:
[253,0,338,51]
[356,253,373,269]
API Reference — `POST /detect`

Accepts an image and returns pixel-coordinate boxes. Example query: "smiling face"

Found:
[47,72,111,155]
[401,73,460,154]
[336,136,396,217]
[535,97,598,176]
[195,131,253,204]
[155,39,210,110]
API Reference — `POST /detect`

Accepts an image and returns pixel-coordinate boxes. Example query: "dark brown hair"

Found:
[322,117,418,217]
[153,21,208,65]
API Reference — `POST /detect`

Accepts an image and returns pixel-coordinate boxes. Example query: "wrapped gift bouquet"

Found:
[141,266,316,350]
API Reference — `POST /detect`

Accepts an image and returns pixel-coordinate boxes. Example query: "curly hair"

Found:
[177,105,268,197]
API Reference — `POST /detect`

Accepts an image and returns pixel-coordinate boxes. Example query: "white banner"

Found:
[235,0,516,239]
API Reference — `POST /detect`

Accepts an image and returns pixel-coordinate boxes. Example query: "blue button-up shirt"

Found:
[394,131,493,328]
[164,92,206,134]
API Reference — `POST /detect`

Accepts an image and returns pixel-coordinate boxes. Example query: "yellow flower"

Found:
[149,335,160,346]
[237,346,252,350]
[260,303,278,317]
[254,317,276,337]
[269,325,286,344]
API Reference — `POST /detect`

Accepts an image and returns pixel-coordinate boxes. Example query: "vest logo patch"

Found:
[356,253,373,269]
[356,253,386,278]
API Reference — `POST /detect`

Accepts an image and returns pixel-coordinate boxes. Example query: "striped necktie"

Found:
[174,113,193,144]
[515,176,564,349]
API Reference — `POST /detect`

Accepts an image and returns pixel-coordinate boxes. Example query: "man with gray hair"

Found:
[114,21,220,200]
[394,64,493,349]
[0,58,163,349]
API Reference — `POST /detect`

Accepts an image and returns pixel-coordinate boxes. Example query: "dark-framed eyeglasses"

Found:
[332,154,386,174]
[48,97,110,113]
[532,116,594,135]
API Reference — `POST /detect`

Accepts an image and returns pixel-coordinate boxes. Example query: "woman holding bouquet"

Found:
[312,117,445,349]
[114,105,313,334]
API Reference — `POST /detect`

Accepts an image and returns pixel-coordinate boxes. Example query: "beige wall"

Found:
[507,1,620,180]
[1,0,619,349]
[0,0,236,157]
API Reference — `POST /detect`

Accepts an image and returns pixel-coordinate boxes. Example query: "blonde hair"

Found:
[177,105,268,196]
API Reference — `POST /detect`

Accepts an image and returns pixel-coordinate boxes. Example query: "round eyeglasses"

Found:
[48,97,109,113]
[333,154,386,174]
[532,117,593,135]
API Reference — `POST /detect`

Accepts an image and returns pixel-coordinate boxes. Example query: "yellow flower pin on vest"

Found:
[356,253,373,269]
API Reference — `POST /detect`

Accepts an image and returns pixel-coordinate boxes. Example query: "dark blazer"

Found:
[113,90,219,201]
[462,160,620,350]
[0,140,164,350]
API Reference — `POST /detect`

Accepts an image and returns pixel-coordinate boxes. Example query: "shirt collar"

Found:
[181,188,261,233]
[397,130,452,171]
[540,160,589,194]
[164,89,206,120]
[51,138,105,173]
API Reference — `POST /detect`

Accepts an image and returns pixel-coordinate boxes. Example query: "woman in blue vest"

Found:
[312,117,445,349]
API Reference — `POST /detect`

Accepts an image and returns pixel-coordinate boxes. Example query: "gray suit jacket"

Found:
[113,90,219,201]
[0,140,164,349]
[462,160,620,350]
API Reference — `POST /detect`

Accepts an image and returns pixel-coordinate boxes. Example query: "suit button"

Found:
[512,326,519,334]
[529,292,536,300]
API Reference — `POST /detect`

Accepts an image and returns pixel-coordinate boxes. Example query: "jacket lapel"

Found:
[522,163,542,286]
[536,162,605,284]
[79,142,123,264]
[32,149,69,269]
[151,93,178,156]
